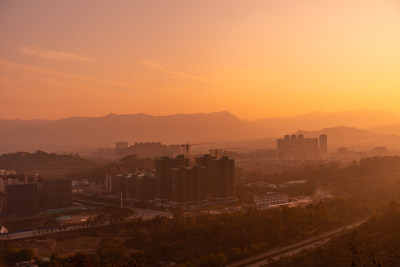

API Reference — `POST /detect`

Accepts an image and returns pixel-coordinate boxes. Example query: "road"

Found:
[226,218,368,267]
[0,222,110,240]
[1,200,172,241]
[73,197,172,220]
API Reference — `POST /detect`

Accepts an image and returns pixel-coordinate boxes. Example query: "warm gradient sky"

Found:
[1,0,400,120]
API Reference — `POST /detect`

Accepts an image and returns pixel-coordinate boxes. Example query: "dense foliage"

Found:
[268,202,400,267]
[0,248,35,266]
[1,198,369,266]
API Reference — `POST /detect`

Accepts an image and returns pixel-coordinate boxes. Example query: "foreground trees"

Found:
[1,198,368,266]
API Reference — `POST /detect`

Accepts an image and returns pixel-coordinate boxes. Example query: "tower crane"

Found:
[180,142,213,158]
[209,148,220,158]
[180,142,191,158]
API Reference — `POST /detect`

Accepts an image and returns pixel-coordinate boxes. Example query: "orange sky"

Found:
[1,0,400,120]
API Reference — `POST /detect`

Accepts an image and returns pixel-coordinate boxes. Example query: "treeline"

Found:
[0,150,97,177]
[64,154,154,184]
[0,151,155,183]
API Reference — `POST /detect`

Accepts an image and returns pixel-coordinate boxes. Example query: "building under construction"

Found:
[158,154,235,204]
[105,154,236,205]
[155,155,188,201]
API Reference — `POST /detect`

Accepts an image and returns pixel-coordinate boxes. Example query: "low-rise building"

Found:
[253,193,288,209]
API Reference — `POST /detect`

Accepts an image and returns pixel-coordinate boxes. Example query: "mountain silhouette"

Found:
[2,110,400,153]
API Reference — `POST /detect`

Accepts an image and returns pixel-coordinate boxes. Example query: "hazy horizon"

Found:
[2,108,400,121]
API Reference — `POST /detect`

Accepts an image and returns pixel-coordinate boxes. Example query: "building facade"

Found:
[277,134,328,160]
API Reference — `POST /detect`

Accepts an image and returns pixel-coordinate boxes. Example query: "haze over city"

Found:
[2,1,400,267]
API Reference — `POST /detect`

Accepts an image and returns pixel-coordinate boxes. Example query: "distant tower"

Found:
[115,141,129,149]
[319,135,328,154]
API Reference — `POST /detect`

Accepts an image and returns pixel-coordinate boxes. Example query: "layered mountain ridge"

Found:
[2,110,400,153]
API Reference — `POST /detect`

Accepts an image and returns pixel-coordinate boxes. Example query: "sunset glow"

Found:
[1,0,400,119]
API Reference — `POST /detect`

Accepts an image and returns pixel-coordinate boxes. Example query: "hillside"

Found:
[2,110,400,153]
[0,150,97,177]
[369,124,400,136]
[249,109,400,137]
[0,111,255,153]
[294,126,400,150]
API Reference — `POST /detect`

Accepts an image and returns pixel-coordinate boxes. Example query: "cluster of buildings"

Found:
[95,142,182,160]
[115,141,181,158]
[0,173,72,214]
[276,134,327,160]
[105,154,235,205]
[245,134,329,162]
[105,172,157,201]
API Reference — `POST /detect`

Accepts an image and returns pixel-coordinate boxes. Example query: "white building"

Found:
[253,193,288,209]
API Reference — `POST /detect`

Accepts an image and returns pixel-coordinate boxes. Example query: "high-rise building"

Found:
[136,175,156,201]
[195,154,215,198]
[4,183,39,214]
[211,157,235,199]
[155,155,188,201]
[1,177,73,215]
[196,155,235,199]
[115,141,131,157]
[170,165,209,204]
[192,165,208,202]
[277,134,327,160]
[155,157,173,201]
[185,167,196,203]
[104,154,235,205]
[319,134,328,154]
[39,179,72,210]
[171,166,187,203]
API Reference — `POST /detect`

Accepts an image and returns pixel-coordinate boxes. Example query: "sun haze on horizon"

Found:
[1,0,400,120]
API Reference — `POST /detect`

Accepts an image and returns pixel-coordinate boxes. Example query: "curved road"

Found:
[227,218,368,267]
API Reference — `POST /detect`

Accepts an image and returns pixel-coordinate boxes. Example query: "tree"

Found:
[62,252,95,267]
[1,248,35,265]
[97,237,127,265]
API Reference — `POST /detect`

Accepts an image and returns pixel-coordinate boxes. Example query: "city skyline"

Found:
[2,1,400,266]
[1,0,400,120]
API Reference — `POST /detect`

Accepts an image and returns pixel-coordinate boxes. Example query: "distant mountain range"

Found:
[295,126,400,149]
[249,109,400,136]
[2,110,400,153]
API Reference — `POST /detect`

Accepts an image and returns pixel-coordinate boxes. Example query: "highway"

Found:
[226,218,368,267]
